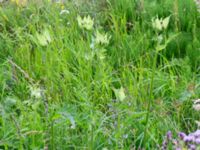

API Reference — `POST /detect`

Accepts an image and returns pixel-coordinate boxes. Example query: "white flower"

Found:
[30,86,42,99]
[60,9,70,15]
[193,99,200,111]
[77,15,94,30]
[152,16,170,31]
[95,31,111,45]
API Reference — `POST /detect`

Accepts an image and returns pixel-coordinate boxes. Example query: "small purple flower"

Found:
[188,144,196,150]
[162,140,168,150]
[178,132,186,140]
[193,130,200,138]
[195,138,200,144]
[183,135,194,142]
[161,131,173,150]
[167,131,172,140]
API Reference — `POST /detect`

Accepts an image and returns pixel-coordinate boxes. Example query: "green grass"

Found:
[0,0,200,149]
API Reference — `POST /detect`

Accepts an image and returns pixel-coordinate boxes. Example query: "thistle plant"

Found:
[161,99,200,150]
[145,14,171,141]
[77,15,94,30]
[194,0,200,12]
[0,0,199,149]
[152,16,170,31]
[94,30,111,45]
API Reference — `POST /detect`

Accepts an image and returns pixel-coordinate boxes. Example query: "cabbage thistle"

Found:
[30,86,42,99]
[77,15,94,30]
[152,16,170,31]
[36,29,52,46]
[95,30,111,45]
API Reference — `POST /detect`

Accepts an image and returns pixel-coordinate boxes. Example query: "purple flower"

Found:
[167,131,172,140]
[183,135,194,142]
[162,140,168,150]
[193,130,200,138]
[195,138,200,144]
[178,132,186,140]
[188,144,196,150]
[161,131,173,150]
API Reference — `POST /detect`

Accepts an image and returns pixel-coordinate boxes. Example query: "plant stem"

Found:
[144,49,159,143]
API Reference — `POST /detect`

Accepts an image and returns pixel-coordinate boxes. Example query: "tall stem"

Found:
[144,49,158,143]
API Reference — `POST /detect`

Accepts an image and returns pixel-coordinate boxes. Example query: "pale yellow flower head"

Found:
[30,86,42,99]
[11,0,27,7]
[36,29,51,46]
[77,15,94,30]
[152,16,170,31]
[95,30,111,45]
[113,87,126,102]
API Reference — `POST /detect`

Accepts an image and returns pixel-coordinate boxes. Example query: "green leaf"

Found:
[156,44,167,51]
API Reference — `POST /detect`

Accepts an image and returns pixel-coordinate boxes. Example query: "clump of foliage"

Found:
[0,0,200,149]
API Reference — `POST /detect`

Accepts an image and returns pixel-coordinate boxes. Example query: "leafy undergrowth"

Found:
[0,0,200,149]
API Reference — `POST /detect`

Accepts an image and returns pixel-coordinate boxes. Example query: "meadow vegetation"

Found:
[0,0,200,149]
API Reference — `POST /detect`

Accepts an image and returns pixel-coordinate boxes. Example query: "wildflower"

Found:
[123,134,128,139]
[188,144,196,150]
[152,16,170,31]
[162,131,172,150]
[193,130,200,138]
[77,15,94,30]
[178,132,186,139]
[36,29,51,46]
[113,87,126,102]
[167,131,172,140]
[195,138,200,144]
[60,9,70,15]
[61,4,65,10]
[95,30,111,45]
[30,86,42,99]
[194,0,200,12]
[183,135,194,142]
[11,0,27,7]
[193,99,200,111]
